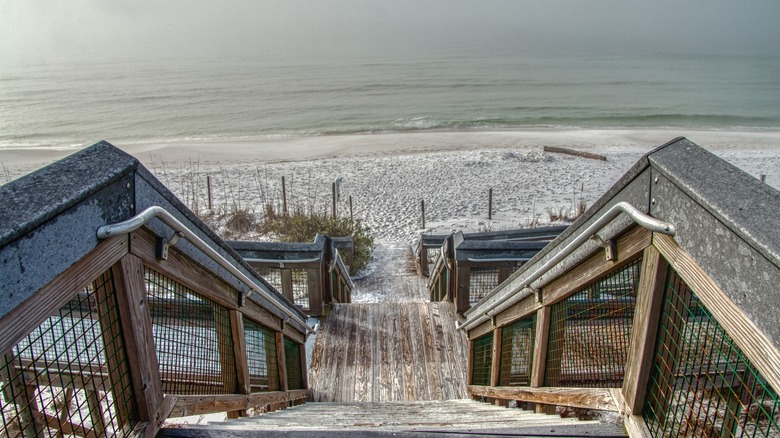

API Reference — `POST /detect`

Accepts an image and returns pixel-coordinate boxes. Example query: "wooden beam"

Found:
[622,245,668,414]
[608,389,652,437]
[467,385,618,412]
[530,306,551,388]
[542,226,650,307]
[281,270,294,303]
[470,226,651,340]
[168,390,310,418]
[276,332,288,392]
[307,269,322,316]
[231,311,251,396]
[490,327,502,388]
[467,339,475,386]
[0,236,128,354]
[653,233,780,397]
[130,229,237,311]
[112,254,163,422]
[455,266,471,314]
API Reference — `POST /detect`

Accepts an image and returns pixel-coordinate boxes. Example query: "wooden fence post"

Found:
[488,188,493,221]
[207,175,213,211]
[282,176,288,215]
[421,200,426,229]
[332,182,337,219]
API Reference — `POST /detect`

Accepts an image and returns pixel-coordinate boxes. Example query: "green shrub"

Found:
[265,212,374,275]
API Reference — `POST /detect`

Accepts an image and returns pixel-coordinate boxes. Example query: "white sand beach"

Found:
[3,129,779,242]
[2,129,779,302]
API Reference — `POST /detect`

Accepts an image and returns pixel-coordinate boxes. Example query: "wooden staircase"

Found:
[308,302,469,402]
[159,399,627,437]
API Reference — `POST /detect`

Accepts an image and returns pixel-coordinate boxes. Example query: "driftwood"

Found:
[544,146,607,161]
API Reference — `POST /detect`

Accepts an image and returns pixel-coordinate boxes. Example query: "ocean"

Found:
[2,48,779,150]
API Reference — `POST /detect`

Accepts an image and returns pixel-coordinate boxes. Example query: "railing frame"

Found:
[465,227,780,437]
[1,225,311,438]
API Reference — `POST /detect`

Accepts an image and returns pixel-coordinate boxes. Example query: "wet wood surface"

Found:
[309,302,468,402]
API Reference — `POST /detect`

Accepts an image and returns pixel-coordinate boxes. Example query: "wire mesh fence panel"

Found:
[429,265,449,302]
[426,248,439,269]
[144,267,237,395]
[545,257,642,388]
[0,270,136,437]
[499,315,536,386]
[471,332,494,386]
[291,269,309,309]
[255,268,283,294]
[643,268,780,438]
[243,319,280,392]
[284,339,304,390]
[469,267,500,305]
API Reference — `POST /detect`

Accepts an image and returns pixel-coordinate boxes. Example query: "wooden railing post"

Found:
[276,332,288,393]
[112,254,163,423]
[456,266,471,314]
[491,327,505,406]
[308,269,321,315]
[281,270,294,303]
[623,245,668,414]
[227,310,249,418]
[531,306,553,413]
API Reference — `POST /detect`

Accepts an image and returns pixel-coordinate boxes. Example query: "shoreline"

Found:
[1,128,779,173]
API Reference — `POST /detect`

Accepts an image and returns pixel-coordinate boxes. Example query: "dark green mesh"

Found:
[144,267,236,395]
[644,268,780,437]
[0,270,136,437]
[545,257,642,388]
[471,332,494,386]
[499,315,536,386]
[243,319,280,392]
[284,339,304,390]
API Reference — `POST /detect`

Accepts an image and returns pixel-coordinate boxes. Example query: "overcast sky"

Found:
[2,0,779,66]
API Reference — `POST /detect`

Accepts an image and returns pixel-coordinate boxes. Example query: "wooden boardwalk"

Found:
[308,302,469,402]
[167,399,629,437]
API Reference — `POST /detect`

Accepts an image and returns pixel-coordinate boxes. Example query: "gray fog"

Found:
[2,0,779,66]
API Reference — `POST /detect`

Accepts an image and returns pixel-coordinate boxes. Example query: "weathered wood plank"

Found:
[543,145,607,161]
[113,254,163,422]
[490,327,502,388]
[467,385,619,412]
[400,303,416,401]
[531,306,551,388]
[168,390,310,417]
[623,245,667,414]
[275,332,287,392]
[354,305,370,402]
[328,305,348,402]
[391,304,405,400]
[421,304,443,400]
[369,304,380,402]
[342,304,359,402]
[379,302,392,401]
[409,304,431,400]
[431,303,454,399]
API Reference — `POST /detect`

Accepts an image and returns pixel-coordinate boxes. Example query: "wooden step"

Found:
[308,302,469,402]
[162,399,627,436]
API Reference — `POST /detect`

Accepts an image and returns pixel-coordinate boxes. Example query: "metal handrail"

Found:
[97,206,313,333]
[457,202,675,331]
